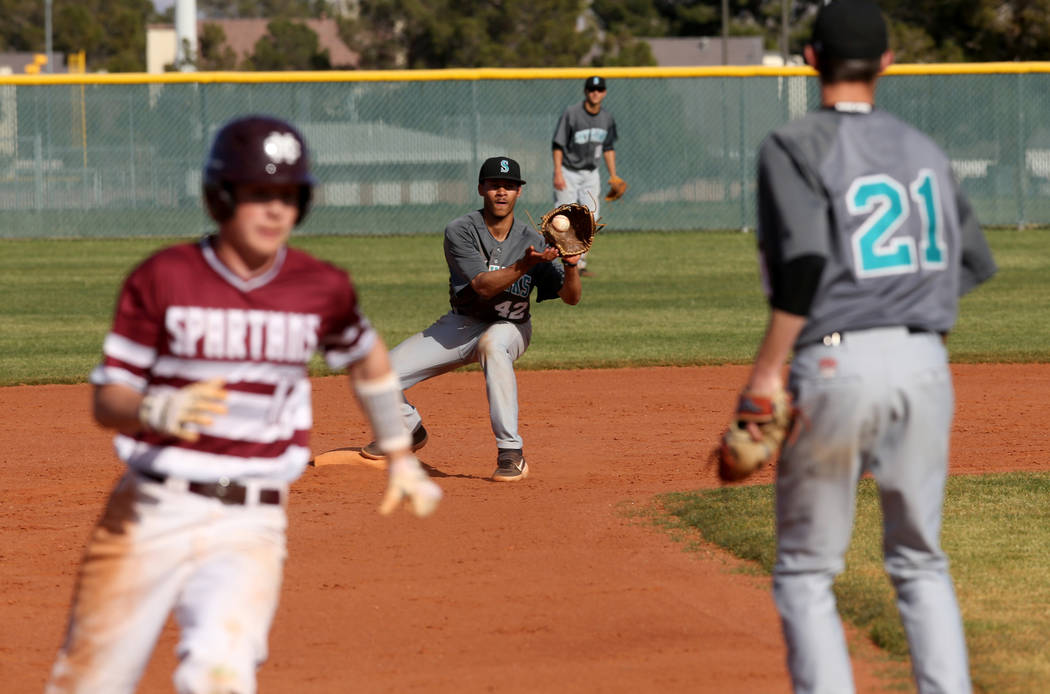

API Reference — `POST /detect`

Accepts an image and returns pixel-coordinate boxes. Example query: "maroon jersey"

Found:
[90,237,376,482]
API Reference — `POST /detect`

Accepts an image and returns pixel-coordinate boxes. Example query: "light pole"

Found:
[722,0,729,65]
[781,0,790,65]
[175,0,198,71]
[45,0,53,72]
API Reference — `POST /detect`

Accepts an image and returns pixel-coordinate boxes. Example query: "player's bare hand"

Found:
[553,171,566,191]
[138,378,228,443]
[516,245,559,271]
[562,253,583,266]
[379,454,443,518]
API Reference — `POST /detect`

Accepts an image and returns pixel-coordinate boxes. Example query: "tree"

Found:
[592,29,658,67]
[198,23,240,70]
[0,0,159,72]
[880,0,1050,62]
[0,0,44,51]
[53,4,107,60]
[247,19,331,70]
[341,0,604,69]
[103,4,151,72]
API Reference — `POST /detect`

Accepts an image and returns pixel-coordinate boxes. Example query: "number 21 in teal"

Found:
[847,169,947,277]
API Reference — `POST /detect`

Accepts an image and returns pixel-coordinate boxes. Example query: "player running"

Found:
[361,156,582,482]
[46,115,441,694]
[736,1,997,692]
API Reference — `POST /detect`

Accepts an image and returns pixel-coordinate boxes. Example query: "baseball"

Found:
[551,214,570,232]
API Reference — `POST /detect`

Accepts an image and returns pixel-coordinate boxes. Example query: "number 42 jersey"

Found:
[90,236,378,483]
[756,105,997,347]
[443,210,566,324]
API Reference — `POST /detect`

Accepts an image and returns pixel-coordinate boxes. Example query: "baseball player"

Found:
[741,2,998,692]
[551,75,619,275]
[360,156,582,481]
[46,115,441,694]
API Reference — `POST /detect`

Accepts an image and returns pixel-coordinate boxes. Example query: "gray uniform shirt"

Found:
[757,106,997,347]
[444,210,565,323]
[552,102,617,172]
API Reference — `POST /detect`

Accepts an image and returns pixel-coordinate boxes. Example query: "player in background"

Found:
[741,1,997,692]
[361,156,582,482]
[46,115,441,694]
[551,75,619,276]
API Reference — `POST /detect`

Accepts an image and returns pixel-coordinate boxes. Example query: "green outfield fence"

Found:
[1,64,1049,238]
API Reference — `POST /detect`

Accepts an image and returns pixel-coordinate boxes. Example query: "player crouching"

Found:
[361,156,584,482]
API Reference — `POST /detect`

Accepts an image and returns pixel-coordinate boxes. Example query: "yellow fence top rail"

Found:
[4,62,1050,86]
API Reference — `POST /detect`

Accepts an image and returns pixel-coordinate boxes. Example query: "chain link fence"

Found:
[2,67,1048,238]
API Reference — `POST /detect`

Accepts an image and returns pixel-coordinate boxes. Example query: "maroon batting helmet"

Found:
[203,115,316,225]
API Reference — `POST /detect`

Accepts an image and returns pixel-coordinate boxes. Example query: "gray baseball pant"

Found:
[773,327,970,694]
[389,311,531,450]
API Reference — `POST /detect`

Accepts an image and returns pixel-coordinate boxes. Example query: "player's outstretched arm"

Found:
[349,341,442,517]
[470,245,559,299]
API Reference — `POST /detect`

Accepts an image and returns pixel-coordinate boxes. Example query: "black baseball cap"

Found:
[810,0,888,60]
[478,156,525,185]
[584,75,606,91]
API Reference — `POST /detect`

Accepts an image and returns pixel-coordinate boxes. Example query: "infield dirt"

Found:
[2,364,1045,692]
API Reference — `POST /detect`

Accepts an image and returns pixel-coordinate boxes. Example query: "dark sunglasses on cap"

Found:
[586,86,606,92]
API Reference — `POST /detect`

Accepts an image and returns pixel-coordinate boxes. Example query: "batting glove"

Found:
[379,454,443,518]
[138,378,229,443]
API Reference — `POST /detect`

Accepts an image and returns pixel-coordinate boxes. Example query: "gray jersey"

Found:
[552,102,617,171]
[444,210,565,323]
[757,107,997,347]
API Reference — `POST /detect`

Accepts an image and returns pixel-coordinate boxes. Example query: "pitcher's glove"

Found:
[539,202,603,257]
[714,388,794,482]
[604,175,627,201]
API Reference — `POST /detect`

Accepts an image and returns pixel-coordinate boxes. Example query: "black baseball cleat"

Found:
[492,448,529,482]
[360,424,428,460]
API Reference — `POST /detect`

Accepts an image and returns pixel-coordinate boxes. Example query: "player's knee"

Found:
[477,332,511,362]
[174,656,256,694]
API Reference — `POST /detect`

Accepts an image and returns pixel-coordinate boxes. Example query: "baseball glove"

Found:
[714,388,794,483]
[539,202,603,257]
[604,175,627,201]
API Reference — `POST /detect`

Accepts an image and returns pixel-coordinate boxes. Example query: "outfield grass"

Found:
[658,474,1050,693]
[1,228,1047,385]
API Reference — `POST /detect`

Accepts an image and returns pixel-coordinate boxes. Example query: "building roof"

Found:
[300,122,473,165]
[641,37,765,66]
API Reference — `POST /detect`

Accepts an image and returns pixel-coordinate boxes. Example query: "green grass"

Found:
[2,227,1047,385]
[657,474,1050,694]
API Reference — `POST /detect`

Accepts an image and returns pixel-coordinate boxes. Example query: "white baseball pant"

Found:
[47,472,287,694]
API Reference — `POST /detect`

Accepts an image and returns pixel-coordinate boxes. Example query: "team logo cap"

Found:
[584,75,607,91]
[810,0,888,60]
[478,156,526,185]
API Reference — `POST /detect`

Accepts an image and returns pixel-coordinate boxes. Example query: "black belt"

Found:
[137,470,283,506]
[810,326,937,348]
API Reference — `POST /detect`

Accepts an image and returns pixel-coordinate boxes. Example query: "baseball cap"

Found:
[584,75,606,91]
[478,156,526,185]
[810,0,888,60]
